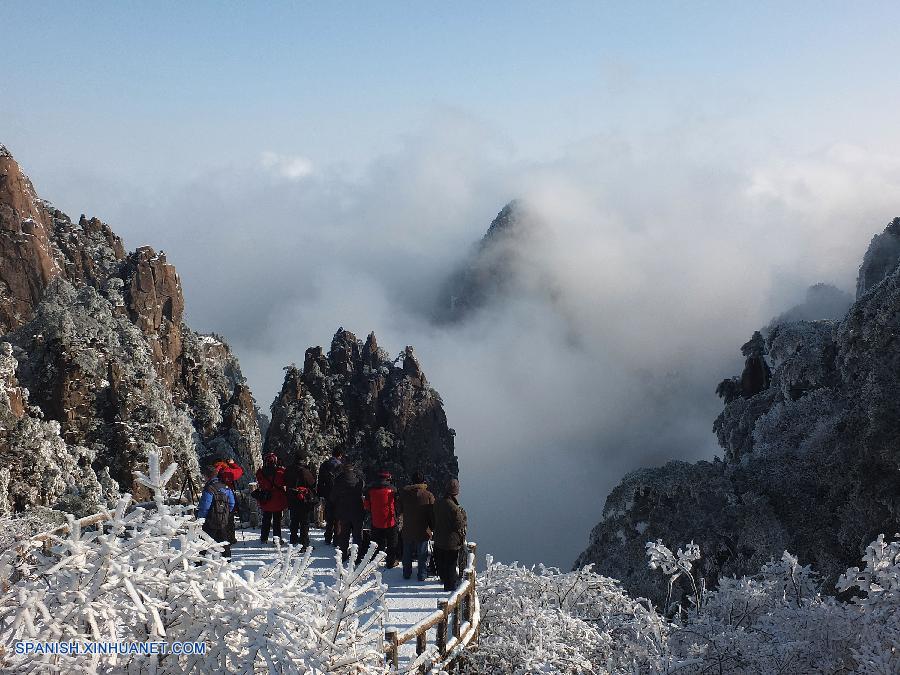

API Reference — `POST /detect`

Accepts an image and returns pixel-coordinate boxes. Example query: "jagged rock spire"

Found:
[264,329,457,483]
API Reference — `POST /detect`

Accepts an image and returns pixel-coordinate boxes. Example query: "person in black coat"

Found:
[329,461,365,561]
[432,478,467,591]
[317,448,344,544]
[284,454,317,549]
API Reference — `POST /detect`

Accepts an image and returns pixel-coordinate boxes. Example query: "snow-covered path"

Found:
[230,526,447,664]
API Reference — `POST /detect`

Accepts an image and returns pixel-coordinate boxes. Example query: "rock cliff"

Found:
[0,146,262,512]
[576,217,900,602]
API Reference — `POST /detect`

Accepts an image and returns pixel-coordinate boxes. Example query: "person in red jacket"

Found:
[255,453,287,543]
[364,470,398,568]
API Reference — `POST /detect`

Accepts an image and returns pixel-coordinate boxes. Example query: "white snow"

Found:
[231,527,449,665]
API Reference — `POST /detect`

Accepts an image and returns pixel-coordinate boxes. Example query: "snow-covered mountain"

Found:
[0,145,265,512]
[576,216,900,602]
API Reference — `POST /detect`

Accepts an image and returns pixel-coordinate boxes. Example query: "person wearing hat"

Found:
[284,453,317,549]
[255,453,287,543]
[364,469,399,568]
[432,478,467,591]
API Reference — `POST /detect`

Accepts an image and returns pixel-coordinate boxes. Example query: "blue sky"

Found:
[5,2,900,189]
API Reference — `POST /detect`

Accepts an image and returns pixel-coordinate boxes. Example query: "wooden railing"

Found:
[384,542,480,673]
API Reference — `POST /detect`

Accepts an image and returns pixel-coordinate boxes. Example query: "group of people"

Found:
[194,448,469,591]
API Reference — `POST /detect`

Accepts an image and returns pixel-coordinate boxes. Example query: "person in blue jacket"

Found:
[197,462,237,557]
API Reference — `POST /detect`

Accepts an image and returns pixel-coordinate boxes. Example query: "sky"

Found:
[4,2,900,566]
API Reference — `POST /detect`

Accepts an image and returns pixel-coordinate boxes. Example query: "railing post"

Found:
[467,541,477,568]
[453,602,461,640]
[385,629,399,670]
[437,600,449,656]
[464,570,475,623]
[416,631,427,674]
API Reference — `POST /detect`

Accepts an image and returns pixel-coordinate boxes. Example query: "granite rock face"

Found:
[0,146,262,511]
[265,328,458,485]
[576,217,900,602]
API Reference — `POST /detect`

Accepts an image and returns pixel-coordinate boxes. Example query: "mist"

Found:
[28,114,900,567]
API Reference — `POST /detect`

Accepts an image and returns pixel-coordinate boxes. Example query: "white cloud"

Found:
[260,151,314,180]
[56,114,900,567]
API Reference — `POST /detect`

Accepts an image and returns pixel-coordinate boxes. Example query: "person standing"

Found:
[364,470,399,568]
[398,471,435,581]
[317,448,344,545]
[255,453,287,544]
[432,478,467,592]
[215,456,245,525]
[284,453,316,549]
[197,462,236,558]
[329,460,365,562]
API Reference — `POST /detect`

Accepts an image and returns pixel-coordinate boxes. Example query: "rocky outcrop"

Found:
[265,328,457,485]
[121,247,184,387]
[437,200,529,322]
[576,217,900,602]
[0,145,262,510]
[856,217,900,298]
[0,147,64,333]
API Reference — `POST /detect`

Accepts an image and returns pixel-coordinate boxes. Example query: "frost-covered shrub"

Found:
[646,539,704,615]
[836,534,900,673]
[649,537,899,675]
[0,451,391,674]
[459,557,669,674]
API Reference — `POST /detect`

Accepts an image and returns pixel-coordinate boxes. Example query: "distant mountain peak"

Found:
[481,199,524,243]
[434,199,532,323]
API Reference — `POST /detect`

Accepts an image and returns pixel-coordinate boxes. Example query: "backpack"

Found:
[203,483,233,537]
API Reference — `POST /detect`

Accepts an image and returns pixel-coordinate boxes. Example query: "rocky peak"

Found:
[401,346,426,386]
[481,199,523,244]
[362,332,381,369]
[856,216,900,298]
[0,147,132,335]
[265,329,457,485]
[434,200,553,323]
[0,148,48,226]
[0,149,62,333]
